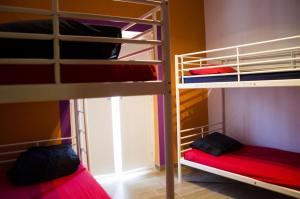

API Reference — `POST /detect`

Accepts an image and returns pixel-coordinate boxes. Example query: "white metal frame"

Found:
[0,0,168,103]
[176,35,300,89]
[175,35,300,198]
[0,1,174,198]
[181,158,300,198]
[176,123,300,198]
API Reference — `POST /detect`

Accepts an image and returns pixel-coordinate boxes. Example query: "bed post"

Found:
[83,99,91,171]
[175,55,182,183]
[69,100,77,150]
[222,88,226,134]
[74,99,82,161]
[161,0,174,199]
[52,0,61,84]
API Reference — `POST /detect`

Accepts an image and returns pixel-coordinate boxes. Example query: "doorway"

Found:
[71,96,156,177]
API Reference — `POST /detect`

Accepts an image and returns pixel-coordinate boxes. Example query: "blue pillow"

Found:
[8,144,80,185]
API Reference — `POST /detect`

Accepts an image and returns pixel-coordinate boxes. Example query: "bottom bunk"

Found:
[179,132,300,198]
[0,164,110,199]
[0,138,111,199]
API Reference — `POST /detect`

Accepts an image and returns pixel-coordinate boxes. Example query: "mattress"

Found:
[0,64,157,85]
[184,145,300,190]
[0,164,111,199]
[184,71,300,84]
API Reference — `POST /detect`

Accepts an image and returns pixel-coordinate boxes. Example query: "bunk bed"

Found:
[175,35,300,198]
[0,0,174,199]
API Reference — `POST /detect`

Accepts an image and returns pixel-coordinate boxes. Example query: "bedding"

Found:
[184,71,300,83]
[0,19,158,85]
[0,18,121,59]
[0,164,111,199]
[184,145,300,190]
[9,144,80,185]
[189,64,236,75]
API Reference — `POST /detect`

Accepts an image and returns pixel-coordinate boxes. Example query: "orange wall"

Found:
[0,0,208,165]
[0,102,61,145]
[169,0,207,162]
[0,0,151,23]
[0,0,150,145]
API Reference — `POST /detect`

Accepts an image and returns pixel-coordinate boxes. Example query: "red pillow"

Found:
[190,64,236,75]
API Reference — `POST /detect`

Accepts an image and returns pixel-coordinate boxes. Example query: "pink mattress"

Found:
[0,164,111,199]
[184,145,300,190]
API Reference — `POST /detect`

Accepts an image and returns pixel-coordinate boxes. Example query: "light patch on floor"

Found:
[96,167,294,199]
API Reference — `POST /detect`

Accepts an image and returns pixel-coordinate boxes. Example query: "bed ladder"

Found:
[73,99,91,170]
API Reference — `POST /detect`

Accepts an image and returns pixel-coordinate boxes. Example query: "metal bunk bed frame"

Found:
[0,0,174,198]
[176,35,300,88]
[175,35,300,198]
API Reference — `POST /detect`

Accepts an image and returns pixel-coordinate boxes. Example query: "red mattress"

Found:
[184,145,300,190]
[0,164,111,199]
[0,64,157,85]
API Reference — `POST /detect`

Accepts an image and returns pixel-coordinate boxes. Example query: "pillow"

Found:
[190,132,243,156]
[8,144,80,185]
[0,19,122,59]
[190,64,236,75]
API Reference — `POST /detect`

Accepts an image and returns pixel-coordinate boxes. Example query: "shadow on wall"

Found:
[177,89,208,130]
[173,89,208,155]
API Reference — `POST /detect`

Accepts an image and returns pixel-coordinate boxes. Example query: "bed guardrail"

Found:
[0,0,170,105]
[0,0,163,85]
[0,137,75,164]
[175,35,300,87]
[176,122,223,182]
[178,122,223,154]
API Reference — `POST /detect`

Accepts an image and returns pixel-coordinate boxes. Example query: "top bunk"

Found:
[175,35,300,89]
[0,0,171,103]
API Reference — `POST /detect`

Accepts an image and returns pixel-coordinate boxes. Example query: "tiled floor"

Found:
[97,167,294,199]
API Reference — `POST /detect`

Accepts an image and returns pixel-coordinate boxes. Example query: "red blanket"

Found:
[184,145,300,190]
[0,164,111,199]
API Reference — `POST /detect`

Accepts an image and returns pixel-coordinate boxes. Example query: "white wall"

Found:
[225,88,300,153]
[205,0,300,152]
[204,0,300,50]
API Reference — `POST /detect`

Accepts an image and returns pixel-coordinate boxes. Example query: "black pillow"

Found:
[8,144,80,185]
[190,132,243,156]
[0,19,122,59]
